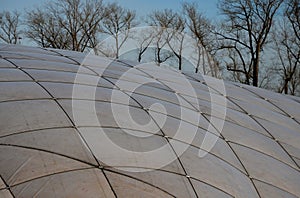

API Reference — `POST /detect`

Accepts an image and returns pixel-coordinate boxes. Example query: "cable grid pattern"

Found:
[0,44,299,198]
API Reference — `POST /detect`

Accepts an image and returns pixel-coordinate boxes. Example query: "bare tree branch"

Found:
[0,11,22,44]
[26,0,104,52]
[216,0,284,86]
[99,2,137,59]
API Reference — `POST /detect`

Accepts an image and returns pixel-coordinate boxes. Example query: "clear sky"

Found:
[0,0,220,20]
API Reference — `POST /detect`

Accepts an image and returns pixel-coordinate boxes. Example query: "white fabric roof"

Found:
[0,44,299,197]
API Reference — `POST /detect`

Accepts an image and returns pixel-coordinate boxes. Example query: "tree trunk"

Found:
[157,47,161,66]
[116,35,119,59]
[253,50,260,87]
[138,52,142,62]
[284,82,288,94]
[178,56,182,70]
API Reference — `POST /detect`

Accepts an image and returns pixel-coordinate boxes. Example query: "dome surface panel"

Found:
[0,44,299,197]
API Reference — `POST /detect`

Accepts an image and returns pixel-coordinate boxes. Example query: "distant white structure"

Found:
[0,44,299,197]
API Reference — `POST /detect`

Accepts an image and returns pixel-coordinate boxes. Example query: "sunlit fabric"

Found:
[0,44,299,198]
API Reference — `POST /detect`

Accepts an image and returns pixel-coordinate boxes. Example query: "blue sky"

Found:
[0,0,220,20]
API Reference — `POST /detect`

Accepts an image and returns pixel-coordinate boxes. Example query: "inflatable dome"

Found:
[0,44,299,197]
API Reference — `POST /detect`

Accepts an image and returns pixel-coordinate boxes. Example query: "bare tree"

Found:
[26,8,69,49]
[0,11,22,44]
[151,26,173,66]
[272,0,300,95]
[166,15,186,70]
[98,3,136,59]
[148,9,185,69]
[183,2,219,76]
[26,0,104,52]
[135,28,155,62]
[216,0,284,86]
